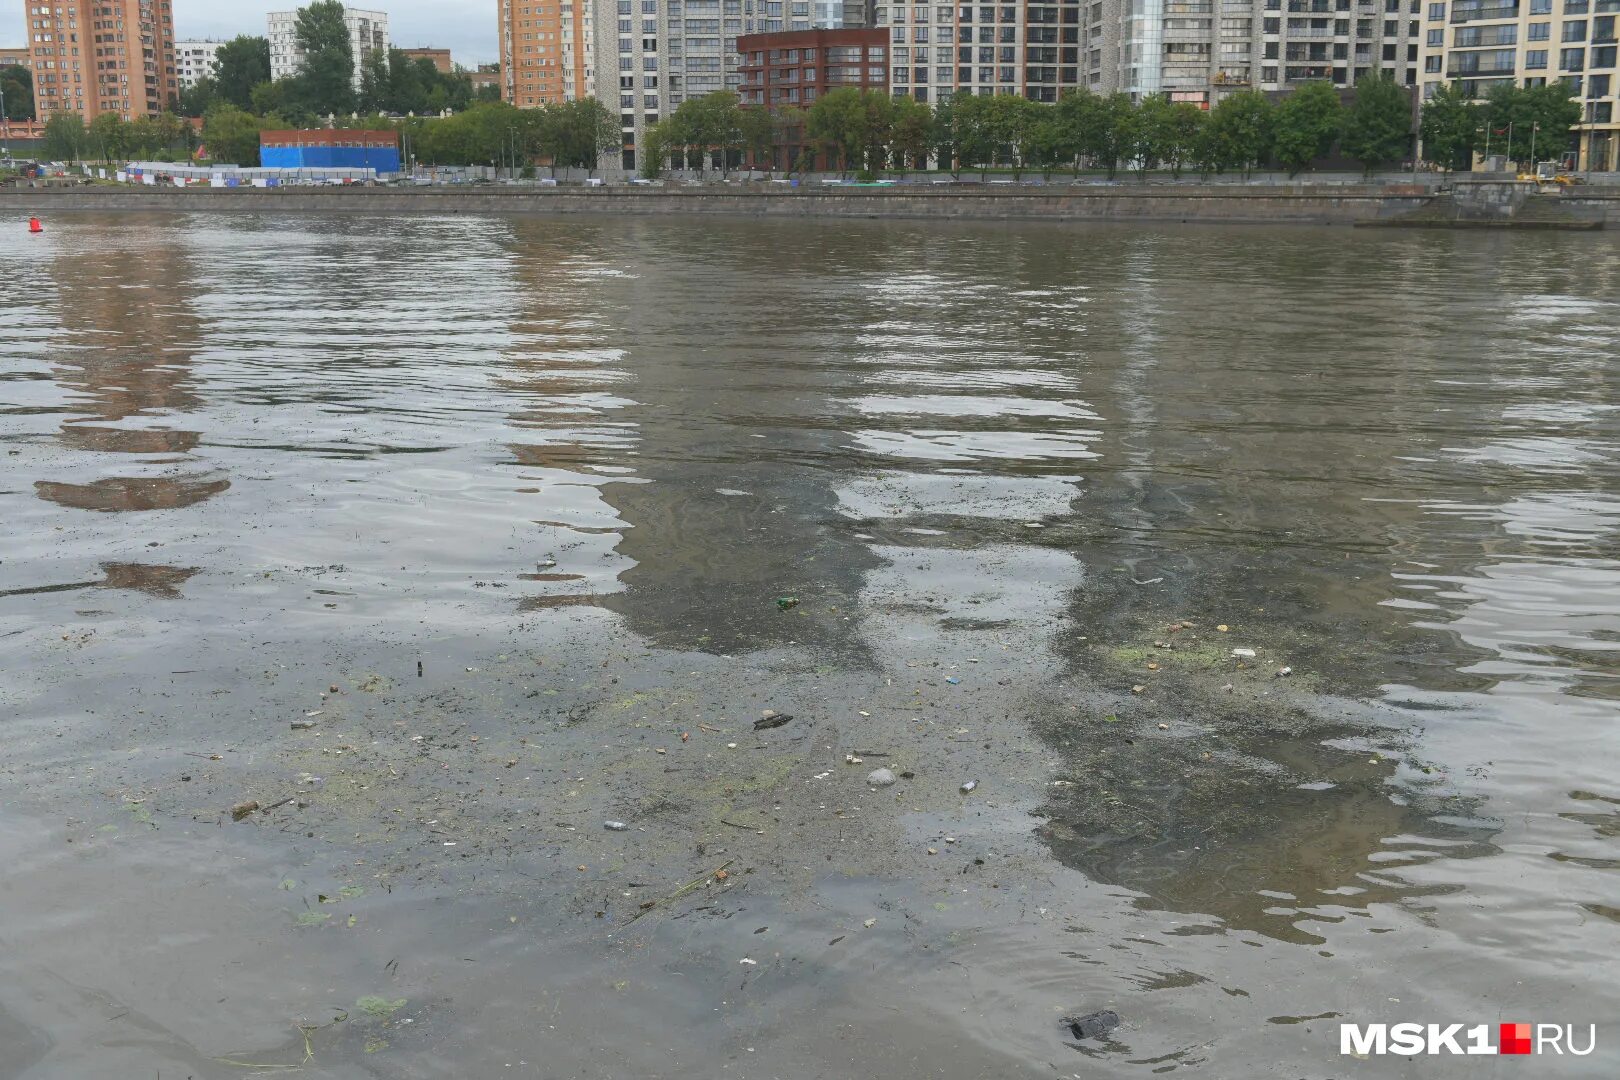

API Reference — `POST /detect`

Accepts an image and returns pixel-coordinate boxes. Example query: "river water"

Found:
[0,212,1616,1078]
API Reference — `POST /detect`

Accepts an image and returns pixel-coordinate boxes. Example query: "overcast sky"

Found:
[3,1,499,66]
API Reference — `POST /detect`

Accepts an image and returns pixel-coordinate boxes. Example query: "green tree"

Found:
[889,95,933,171]
[1083,92,1136,178]
[949,92,997,178]
[42,112,86,160]
[1163,101,1206,179]
[1052,88,1098,176]
[1129,96,1178,177]
[358,47,391,113]
[1206,91,1272,177]
[88,113,127,162]
[986,93,1042,179]
[202,104,266,166]
[214,36,272,111]
[1419,81,1478,173]
[806,86,864,177]
[2,64,33,122]
[737,104,776,170]
[1272,81,1342,177]
[1023,112,1066,179]
[930,93,963,177]
[1341,73,1410,176]
[557,97,618,177]
[1480,82,1581,165]
[854,90,893,178]
[177,76,219,118]
[292,0,356,117]
[641,118,671,178]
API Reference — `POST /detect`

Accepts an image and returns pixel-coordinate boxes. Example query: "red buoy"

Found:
[29,217,43,233]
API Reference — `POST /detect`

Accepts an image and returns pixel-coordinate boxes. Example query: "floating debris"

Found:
[866,767,896,787]
[604,821,629,831]
[960,780,978,794]
[1064,1009,1121,1041]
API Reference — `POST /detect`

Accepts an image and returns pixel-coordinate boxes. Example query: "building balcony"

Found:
[1448,62,1519,75]
[1450,4,1518,22]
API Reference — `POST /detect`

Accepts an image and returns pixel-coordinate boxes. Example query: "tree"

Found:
[1480,82,1581,165]
[1206,91,1272,177]
[177,76,219,118]
[1023,111,1066,179]
[557,97,618,177]
[1341,73,1410,176]
[358,47,391,113]
[854,90,893,178]
[949,92,996,178]
[1163,101,1206,179]
[985,93,1041,179]
[292,0,356,117]
[1129,95,1178,178]
[1053,88,1098,175]
[737,104,775,171]
[202,104,266,166]
[930,93,963,177]
[41,112,86,160]
[1070,91,1134,178]
[1272,81,1342,177]
[641,118,671,179]
[1420,82,1478,173]
[2,64,33,122]
[889,95,933,172]
[214,35,272,111]
[88,113,127,162]
[806,86,865,177]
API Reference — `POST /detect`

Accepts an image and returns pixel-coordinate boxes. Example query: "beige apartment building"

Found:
[1419,0,1617,170]
[499,0,593,106]
[24,0,178,121]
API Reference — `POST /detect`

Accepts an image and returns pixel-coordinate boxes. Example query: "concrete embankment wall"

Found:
[0,183,1448,225]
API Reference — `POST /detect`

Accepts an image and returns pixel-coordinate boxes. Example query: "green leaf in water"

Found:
[339,885,365,900]
[356,996,407,1020]
[294,911,332,927]
[364,1038,389,1053]
[278,878,298,890]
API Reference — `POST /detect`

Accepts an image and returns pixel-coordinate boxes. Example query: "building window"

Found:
[1529,21,1550,39]
[1525,49,1548,68]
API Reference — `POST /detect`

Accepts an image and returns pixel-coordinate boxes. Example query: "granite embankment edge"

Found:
[0,184,1449,225]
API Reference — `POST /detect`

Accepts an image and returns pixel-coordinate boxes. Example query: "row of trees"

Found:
[638,78,1411,181]
[39,111,191,161]
[176,4,496,124]
[642,77,1586,181]
[1419,82,1582,171]
[196,98,615,172]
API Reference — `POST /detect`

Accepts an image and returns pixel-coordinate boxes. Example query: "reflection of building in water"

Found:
[498,218,881,655]
[37,228,228,515]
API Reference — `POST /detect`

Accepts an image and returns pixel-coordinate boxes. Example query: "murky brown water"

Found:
[1,212,1617,1078]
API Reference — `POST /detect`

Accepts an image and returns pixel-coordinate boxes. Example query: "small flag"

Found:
[193,142,206,160]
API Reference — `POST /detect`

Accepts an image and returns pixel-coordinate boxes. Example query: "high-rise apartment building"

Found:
[598,0,835,171]
[874,0,1416,109]
[499,0,594,106]
[1418,0,1618,170]
[267,6,388,88]
[877,1,1086,104]
[1088,0,1419,105]
[174,38,222,90]
[24,0,178,121]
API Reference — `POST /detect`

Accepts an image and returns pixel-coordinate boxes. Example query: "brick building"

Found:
[24,0,178,122]
[738,28,890,170]
[499,0,592,106]
[401,46,452,73]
